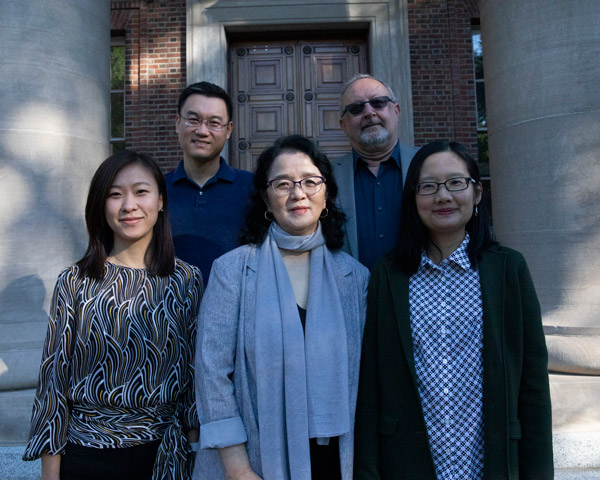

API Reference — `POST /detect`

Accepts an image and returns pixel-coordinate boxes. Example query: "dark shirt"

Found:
[165,158,253,283]
[353,142,404,269]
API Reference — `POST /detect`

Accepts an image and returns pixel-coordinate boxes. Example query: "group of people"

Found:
[23,75,553,480]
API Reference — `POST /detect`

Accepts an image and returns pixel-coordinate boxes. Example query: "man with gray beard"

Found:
[333,74,418,269]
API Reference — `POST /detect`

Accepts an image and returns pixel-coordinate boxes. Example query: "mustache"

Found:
[361,120,382,129]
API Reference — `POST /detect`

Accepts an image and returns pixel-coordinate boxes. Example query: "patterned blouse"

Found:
[409,235,484,480]
[23,260,202,478]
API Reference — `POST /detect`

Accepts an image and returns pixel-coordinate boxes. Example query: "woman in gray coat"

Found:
[193,135,369,480]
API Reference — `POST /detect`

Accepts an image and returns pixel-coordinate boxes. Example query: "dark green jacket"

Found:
[354,245,553,479]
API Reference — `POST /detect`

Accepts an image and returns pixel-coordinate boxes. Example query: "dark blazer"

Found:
[354,245,553,479]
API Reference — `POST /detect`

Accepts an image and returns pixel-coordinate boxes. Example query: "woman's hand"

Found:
[218,444,262,480]
[41,454,61,480]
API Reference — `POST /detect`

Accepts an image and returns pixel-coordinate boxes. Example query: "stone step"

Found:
[550,373,600,432]
[549,373,600,469]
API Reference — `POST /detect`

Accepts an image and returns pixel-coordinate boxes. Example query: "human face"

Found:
[265,151,327,237]
[176,94,233,166]
[105,163,163,252]
[415,151,482,245]
[339,78,401,154]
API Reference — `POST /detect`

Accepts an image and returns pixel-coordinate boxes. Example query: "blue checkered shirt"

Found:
[409,235,484,479]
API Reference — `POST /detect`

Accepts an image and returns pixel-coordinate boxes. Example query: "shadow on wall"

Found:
[0,275,48,392]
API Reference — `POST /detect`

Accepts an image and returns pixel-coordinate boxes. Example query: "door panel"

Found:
[230,38,368,171]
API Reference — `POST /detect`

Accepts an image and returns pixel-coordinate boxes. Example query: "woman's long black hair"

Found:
[391,140,495,275]
[76,150,175,279]
[240,135,346,250]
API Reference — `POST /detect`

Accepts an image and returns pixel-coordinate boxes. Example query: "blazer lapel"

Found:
[334,155,359,258]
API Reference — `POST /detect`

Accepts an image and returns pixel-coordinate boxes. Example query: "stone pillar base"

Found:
[550,373,600,468]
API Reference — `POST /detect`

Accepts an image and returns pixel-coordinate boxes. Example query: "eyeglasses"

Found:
[181,116,229,132]
[266,176,326,197]
[340,96,395,116]
[414,177,476,196]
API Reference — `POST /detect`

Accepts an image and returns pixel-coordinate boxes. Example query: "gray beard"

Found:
[359,126,390,149]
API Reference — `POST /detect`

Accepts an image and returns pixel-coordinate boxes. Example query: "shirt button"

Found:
[443,388,449,394]
[376,182,381,186]
[443,358,448,364]
[377,207,382,211]
[199,191,204,195]
[378,234,384,239]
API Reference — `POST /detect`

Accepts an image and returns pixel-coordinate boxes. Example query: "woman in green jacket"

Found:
[354,140,553,479]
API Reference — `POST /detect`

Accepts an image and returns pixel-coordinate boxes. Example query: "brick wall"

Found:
[111,0,481,169]
[111,0,186,172]
[408,0,480,157]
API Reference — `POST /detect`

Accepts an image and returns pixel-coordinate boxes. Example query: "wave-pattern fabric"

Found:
[23,260,202,479]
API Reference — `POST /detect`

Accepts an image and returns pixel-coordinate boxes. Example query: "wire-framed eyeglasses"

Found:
[340,96,395,117]
[414,177,476,196]
[266,176,326,196]
[181,116,229,132]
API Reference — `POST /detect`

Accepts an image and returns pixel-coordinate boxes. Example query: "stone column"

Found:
[0,0,110,444]
[480,0,600,468]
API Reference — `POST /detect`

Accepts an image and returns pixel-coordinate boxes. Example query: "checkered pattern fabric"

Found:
[409,235,484,479]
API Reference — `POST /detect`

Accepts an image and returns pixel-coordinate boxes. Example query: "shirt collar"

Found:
[172,157,236,185]
[352,141,401,170]
[419,233,472,272]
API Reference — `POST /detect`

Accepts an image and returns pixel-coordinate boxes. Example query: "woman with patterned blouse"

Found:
[23,151,203,480]
[354,140,553,479]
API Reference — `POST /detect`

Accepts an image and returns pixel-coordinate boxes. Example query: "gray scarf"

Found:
[255,222,350,479]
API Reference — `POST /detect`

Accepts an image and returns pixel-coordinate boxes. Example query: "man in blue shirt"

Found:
[166,82,253,282]
[332,74,419,269]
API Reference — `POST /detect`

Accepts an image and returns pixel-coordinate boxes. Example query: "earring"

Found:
[320,207,329,219]
[474,205,479,217]
[264,210,273,221]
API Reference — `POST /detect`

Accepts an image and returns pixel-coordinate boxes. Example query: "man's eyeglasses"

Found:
[181,116,229,132]
[266,176,326,197]
[414,177,476,196]
[340,96,395,117]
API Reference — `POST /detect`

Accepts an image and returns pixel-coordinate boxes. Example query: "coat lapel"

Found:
[479,248,506,374]
[478,247,510,477]
[383,261,419,383]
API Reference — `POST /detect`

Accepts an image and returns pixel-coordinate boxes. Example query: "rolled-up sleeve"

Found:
[195,254,248,449]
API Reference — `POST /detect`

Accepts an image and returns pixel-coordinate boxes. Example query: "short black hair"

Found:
[240,135,346,250]
[391,140,495,274]
[76,150,175,279]
[177,81,233,121]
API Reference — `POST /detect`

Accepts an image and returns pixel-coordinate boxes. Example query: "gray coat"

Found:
[331,142,419,259]
[193,244,369,479]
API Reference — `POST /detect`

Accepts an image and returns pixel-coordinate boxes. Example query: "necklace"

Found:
[110,253,145,269]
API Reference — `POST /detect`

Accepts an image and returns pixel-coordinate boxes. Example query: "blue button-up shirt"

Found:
[409,235,484,479]
[353,142,404,269]
[165,158,253,283]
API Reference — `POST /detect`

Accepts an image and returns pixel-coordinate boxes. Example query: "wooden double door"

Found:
[228,38,368,171]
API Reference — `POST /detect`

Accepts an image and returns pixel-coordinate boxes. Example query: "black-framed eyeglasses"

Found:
[266,176,326,197]
[414,177,476,196]
[181,116,229,132]
[340,96,395,117]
